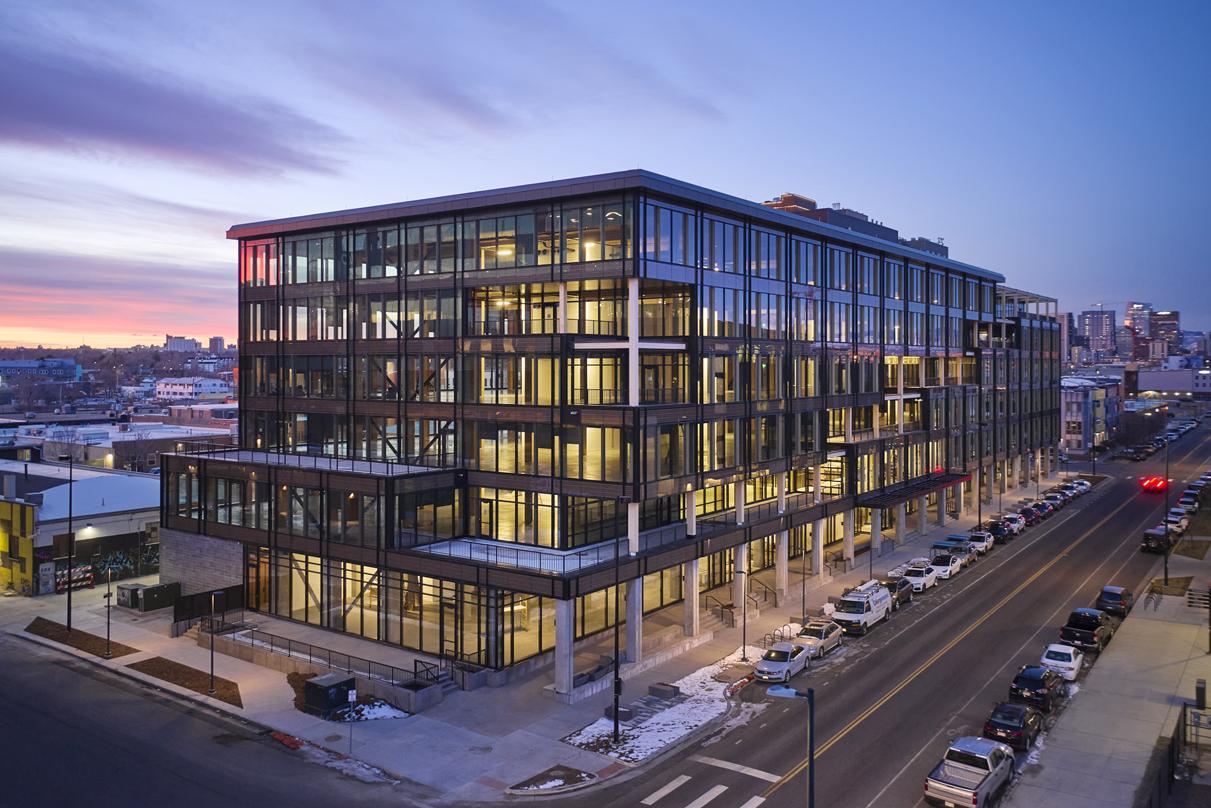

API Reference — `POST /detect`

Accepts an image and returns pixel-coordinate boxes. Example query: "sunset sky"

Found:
[2,0,1207,348]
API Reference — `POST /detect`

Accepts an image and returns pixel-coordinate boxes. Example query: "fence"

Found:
[216,626,435,688]
[171,584,244,635]
[1136,703,1203,808]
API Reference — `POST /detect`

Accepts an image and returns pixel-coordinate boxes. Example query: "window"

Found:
[827,248,851,290]
[405,220,457,274]
[792,238,820,285]
[885,261,904,300]
[750,229,783,280]
[856,254,879,295]
[644,203,694,266]
[702,217,742,273]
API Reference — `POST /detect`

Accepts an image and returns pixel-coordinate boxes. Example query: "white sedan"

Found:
[753,642,809,683]
[794,620,844,658]
[902,563,939,592]
[965,532,993,553]
[1040,643,1084,681]
[930,554,961,580]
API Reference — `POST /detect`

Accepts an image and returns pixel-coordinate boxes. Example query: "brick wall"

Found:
[159,526,243,596]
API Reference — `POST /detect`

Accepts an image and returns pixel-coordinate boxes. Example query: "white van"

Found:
[831,579,893,635]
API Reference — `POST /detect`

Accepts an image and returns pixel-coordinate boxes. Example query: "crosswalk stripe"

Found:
[689,754,781,783]
[683,784,728,808]
[737,798,766,808]
[641,774,692,805]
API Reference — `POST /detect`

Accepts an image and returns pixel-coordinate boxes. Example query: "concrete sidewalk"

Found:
[0,482,1044,803]
[1006,546,1211,808]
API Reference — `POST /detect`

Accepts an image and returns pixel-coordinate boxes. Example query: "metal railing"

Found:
[749,577,777,606]
[223,627,431,688]
[703,594,734,626]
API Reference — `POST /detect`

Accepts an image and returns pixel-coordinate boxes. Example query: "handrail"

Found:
[703,594,733,622]
[225,627,427,689]
[749,577,776,603]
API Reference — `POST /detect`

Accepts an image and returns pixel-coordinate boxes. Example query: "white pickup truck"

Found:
[924,736,1015,807]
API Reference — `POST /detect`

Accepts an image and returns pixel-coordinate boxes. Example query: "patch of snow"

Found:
[338,700,410,722]
[1066,683,1080,698]
[299,744,399,784]
[1024,732,1047,767]
[563,644,760,762]
[521,779,566,790]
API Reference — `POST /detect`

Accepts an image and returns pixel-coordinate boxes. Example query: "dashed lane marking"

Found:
[641,774,692,805]
[689,755,780,783]
[737,797,766,808]
[682,784,729,808]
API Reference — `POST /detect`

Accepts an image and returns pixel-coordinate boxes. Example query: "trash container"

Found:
[138,581,181,612]
[116,583,145,608]
[303,673,356,718]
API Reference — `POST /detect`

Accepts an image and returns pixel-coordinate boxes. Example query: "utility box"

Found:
[139,581,181,612]
[116,583,146,609]
[304,673,356,718]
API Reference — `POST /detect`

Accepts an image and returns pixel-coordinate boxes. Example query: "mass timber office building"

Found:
[160,171,1060,693]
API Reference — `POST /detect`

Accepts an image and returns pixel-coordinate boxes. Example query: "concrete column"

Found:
[683,558,700,637]
[625,579,643,663]
[733,543,748,613]
[735,479,746,525]
[627,501,640,555]
[937,488,948,527]
[685,488,697,537]
[1006,457,1017,491]
[812,518,826,578]
[384,575,402,645]
[957,482,968,519]
[917,495,928,534]
[843,510,855,564]
[845,407,854,443]
[896,502,907,544]
[812,465,823,504]
[775,530,789,598]
[557,281,568,334]
[776,472,787,513]
[983,465,993,504]
[554,598,575,694]
[873,406,881,440]
[627,276,640,407]
[871,508,883,557]
[1043,448,1052,479]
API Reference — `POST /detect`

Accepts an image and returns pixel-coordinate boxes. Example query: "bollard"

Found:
[1197,679,1207,711]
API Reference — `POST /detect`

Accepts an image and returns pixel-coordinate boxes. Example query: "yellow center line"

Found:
[762,486,1142,799]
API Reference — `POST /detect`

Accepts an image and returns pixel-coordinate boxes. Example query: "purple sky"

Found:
[1,0,1207,347]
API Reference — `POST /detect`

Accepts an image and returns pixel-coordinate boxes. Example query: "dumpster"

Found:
[303,673,356,718]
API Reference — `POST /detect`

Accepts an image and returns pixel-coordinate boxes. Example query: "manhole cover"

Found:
[325,734,342,742]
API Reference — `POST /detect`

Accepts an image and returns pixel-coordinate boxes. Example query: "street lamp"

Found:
[1164,437,1172,586]
[57,452,75,632]
[208,590,220,695]
[768,685,816,808]
[612,496,630,744]
[103,566,113,659]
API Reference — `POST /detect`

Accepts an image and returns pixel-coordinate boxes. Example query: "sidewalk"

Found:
[1006,543,1211,808]
[0,487,1029,803]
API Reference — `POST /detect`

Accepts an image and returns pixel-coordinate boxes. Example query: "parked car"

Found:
[930,553,962,580]
[983,702,1043,752]
[901,560,939,592]
[1060,607,1116,653]
[1009,664,1065,711]
[982,520,1010,544]
[1040,643,1084,681]
[1141,526,1174,554]
[793,620,844,659]
[1059,483,1083,498]
[1178,493,1200,514]
[831,579,893,635]
[964,532,993,554]
[878,575,915,611]
[1165,511,1190,536]
[753,642,810,683]
[1096,585,1134,617]
[923,736,1015,807]
[997,514,1025,535]
[1070,479,1092,493]
[1043,493,1067,510]
[1017,507,1041,526]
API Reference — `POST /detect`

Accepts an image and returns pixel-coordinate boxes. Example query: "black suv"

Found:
[1095,586,1134,617]
[1010,665,1064,712]
[879,576,914,610]
[982,520,1009,544]
[983,702,1043,752]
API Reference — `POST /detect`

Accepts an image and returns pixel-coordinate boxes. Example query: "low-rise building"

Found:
[0,460,160,595]
[154,377,232,401]
[1136,368,1211,400]
[32,422,235,472]
[1061,376,1122,453]
[0,358,80,383]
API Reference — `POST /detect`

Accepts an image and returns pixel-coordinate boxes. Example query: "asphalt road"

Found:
[0,632,429,808]
[561,423,1211,808]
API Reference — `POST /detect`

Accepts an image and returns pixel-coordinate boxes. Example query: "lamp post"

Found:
[103,566,112,659]
[768,685,816,808]
[58,453,75,632]
[208,590,219,695]
[1163,437,1172,586]
[612,496,629,744]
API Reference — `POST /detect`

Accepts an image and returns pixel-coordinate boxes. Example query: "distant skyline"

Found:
[2,0,1208,348]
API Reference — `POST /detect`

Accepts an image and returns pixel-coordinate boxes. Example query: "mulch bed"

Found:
[1174,539,1210,560]
[128,656,243,708]
[25,616,139,659]
[286,671,309,712]
[509,764,596,792]
[1148,576,1193,596]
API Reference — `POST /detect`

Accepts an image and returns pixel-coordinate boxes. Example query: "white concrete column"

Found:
[937,488,948,527]
[812,518,826,578]
[896,502,907,544]
[983,465,993,504]
[776,472,787,513]
[871,508,883,557]
[733,543,748,613]
[775,530,789,598]
[627,501,640,555]
[557,281,568,334]
[917,495,928,534]
[843,510,855,564]
[873,404,881,440]
[554,598,575,694]
[845,407,854,443]
[957,482,968,519]
[685,488,697,537]
[812,465,823,504]
[625,579,643,663]
[683,558,700,637]
[735,479,746,525]
[627,276,640,407]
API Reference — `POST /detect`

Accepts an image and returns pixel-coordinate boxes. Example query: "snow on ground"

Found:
[338,700,410,721]
[1024,732,1047,767]
[562,645,762,763]
[299,744,399,784]
[1066,682,1080,698]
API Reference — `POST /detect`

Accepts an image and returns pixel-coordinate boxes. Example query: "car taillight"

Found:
[973,794,979,806]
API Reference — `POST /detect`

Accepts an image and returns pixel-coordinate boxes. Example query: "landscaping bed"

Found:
[1173,539,1210,560]
[128,656,243,707]
[25,616,139,659]
[1148,576,1193,596]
